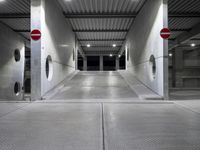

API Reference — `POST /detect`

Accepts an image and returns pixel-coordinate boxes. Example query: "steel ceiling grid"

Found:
[83,46,120,52]
[168,0,200,13]
[0,18,30,30]
[169,18,200,30]
[76,32,127,40]
[0,0,30,14]
[80,41,123,47]
[58,0,146,14]
[69,18,134,30]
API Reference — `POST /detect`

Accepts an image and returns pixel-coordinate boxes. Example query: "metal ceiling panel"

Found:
[169,0,200,13]
[0,0,30,14]
[169,18,200,30]
[69,18,134,30]
[76,32,127,40]
[0,18,30,30]
[58,0,146,14]
[80,41,123,47]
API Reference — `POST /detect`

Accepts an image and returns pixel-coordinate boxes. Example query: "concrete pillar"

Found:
[83,57,87,71]
[100,56,103,71]
[116,57,119,70]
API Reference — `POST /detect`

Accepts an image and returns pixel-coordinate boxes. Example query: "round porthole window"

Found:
[149,55,156,80]
[14,49,21,62]
[46,55,53,81]
[14,82,21,96]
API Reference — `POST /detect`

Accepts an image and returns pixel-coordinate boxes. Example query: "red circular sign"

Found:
[160,28,171,39]
[31,29,41,41]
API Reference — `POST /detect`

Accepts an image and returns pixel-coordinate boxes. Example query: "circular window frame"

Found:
[45,55,53,81]
[149,55,156,80]
[14,49,21,62]
[14,82,21,96]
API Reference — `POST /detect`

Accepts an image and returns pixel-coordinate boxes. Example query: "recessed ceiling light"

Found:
[109,54,113,57]
[191,43,196,47]
[113,44,116,47]
[169,53,173,57]
[118,55,121,58]
[87,44,91,48]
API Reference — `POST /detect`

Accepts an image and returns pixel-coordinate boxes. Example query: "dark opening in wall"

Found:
[103,56,116,71]
[87,56,100,71]
[46,55,53,81]
[14,82,21,96]
[14,49,21,62]
[149,55,156,80]
[119,53,126,70]
[78,56,83,71]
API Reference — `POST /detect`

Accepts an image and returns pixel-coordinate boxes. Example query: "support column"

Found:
[83,57,87,71]
[115,56,119,70]
[100,55,103,71]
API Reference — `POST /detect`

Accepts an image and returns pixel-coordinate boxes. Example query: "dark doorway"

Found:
[87,56,100,71]
[103,56,116,71]
[119,53,126,70]
[78,56,83,71]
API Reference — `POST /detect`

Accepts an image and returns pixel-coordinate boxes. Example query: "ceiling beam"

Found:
[171,29,191,32]
[170,22,200,49]
[73,29,128,32]
[78,39,125,42]
[169,13,200,18]
[0,14,30,19]
[14,30,30,32]
[64,12,137,18]
[82,46,121,48]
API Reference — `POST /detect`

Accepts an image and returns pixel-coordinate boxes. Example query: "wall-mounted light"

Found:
[113,44,116,47]
[109,54,113,57]
[191,43,196,47]
[87,44,91,48]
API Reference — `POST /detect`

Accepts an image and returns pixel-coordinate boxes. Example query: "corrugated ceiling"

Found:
[0,0,200,54]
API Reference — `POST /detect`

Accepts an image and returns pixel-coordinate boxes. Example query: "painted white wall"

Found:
[31,0,75,100]
[0,22,25,100]
[124,0,168,98]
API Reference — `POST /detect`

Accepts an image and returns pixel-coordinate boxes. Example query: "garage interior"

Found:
[0,0,200,149]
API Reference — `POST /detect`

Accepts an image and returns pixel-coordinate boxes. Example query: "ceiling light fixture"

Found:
[109,54,113,57]
[169,53,173,57]
[191,43,196,47]
[118,55,121,58]
[87,44,91,48]
[113,44,116,47]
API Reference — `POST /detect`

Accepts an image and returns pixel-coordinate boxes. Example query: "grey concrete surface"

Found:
[104,103,200,150]
[49,71,138,100]
[0,101,200,150]
[0,103,102,150]
[0,22,25,101]
[122,0,168,98]
[31,0,75,100]
[170,89,200,100]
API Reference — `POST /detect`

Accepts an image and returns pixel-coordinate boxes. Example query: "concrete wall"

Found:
[169,48,200,88]
[0,22,25,100]
[31,0,75,100]
[124,0,168,98]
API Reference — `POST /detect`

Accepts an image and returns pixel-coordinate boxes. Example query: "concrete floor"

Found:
[1,71,200,150]
[48,71,138,101]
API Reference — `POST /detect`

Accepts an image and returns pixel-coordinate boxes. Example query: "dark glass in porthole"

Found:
[14,49,21,62]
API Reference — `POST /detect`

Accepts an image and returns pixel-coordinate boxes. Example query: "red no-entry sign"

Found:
[160,28,171,39]
[31,29,41,41]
